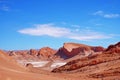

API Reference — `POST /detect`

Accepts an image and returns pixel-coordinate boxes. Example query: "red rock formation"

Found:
[7,47,57,61]
[38,47,57,58]
[105,42,120,53]
[8,50,39,61]
[115,42,120,47]
[91,46,104,52]
[52,42,120,74]
[56,42,104,59]
[29,49,38,56]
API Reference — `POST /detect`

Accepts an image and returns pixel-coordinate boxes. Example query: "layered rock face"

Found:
[8,47,57,61]
[52,42,120,79]
[1,42,120,80]
[91,46,104,52]
[56,42,104,59]
[29,49,38,56]
[8,50,37,61]
[105,42,120,53]
[38,47,57,58]
[8,43,104,61]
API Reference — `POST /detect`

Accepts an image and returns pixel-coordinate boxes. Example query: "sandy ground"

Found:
[1,48,120,80]
[1,50,96,80]
[1,65,98,80]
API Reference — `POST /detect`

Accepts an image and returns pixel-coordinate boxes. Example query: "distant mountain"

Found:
[8,47,57,61]
[7,42,104,62]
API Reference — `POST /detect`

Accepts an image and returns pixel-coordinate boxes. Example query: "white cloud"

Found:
[93,10,120,18]
[18,23,112,41]
[18,24,71,37]
[69,34,111,41]
[104,14,119,18]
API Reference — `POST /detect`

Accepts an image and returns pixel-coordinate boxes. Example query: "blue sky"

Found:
[0,0,120,50]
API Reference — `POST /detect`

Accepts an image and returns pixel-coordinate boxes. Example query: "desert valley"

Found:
[0,0,120,80]
[0,42,120,80]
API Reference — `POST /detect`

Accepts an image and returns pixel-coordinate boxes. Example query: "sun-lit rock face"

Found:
[38,47,57,58]
[52,42,120,74]
[29,49,38,56]
[56,42,104,59]
[6,47,57,63]
[63,43,87,52]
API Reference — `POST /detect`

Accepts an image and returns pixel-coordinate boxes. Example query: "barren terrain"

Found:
[0,42,120,80]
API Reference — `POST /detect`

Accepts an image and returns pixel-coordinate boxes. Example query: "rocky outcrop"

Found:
[56,42,104,59]
[91,46,104,52]
[52,41,120,79]
[29,49,38,56]
[38,47,57,58]
[89,67,120,78]
[105,42,120,54]
[7,47,57,61]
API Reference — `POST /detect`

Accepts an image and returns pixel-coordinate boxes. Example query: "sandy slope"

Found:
[1,50,97,80]
[0,50,62,80]
[1,50,102,80]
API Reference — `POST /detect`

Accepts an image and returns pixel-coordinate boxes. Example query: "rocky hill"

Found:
[7,43,105,70]
[52,42,120,80]
[1,42,120,80]
[56,42,104,59]
[8,43,104,61]
[8,47,57,61]
[38,47,57,58]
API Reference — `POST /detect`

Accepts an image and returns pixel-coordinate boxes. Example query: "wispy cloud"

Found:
[18,24,71,37]
[0,0,10,11]
[18,23,112,41]
[0,5,10,11]
[93,10,120,18]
